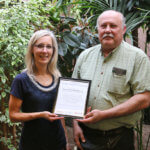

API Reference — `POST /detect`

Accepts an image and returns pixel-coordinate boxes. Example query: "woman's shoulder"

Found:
[14,71,28,81]
[11,71,29,92]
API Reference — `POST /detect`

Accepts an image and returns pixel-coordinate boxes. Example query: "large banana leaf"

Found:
[77,0,149,39]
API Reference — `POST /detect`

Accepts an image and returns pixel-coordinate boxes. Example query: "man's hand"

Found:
[73,120,85,150]
[77,91,150,124]
[76,109,102,124]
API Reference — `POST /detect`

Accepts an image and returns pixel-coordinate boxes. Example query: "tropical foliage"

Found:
[74,0,150,46]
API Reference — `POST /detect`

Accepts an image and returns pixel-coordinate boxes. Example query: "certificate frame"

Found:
[53,77,91,118]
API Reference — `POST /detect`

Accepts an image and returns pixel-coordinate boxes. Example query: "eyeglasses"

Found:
[34,44,54,50]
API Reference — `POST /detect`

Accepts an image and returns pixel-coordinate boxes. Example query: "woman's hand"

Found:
[42,111,64,122]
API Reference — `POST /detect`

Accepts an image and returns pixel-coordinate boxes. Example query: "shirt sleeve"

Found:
[131,52,150,94]
[72,59,80,79]
[72,52,85,79]
[10,74,24,101]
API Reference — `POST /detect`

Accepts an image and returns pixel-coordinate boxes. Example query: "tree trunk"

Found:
[132,28,139,48]
[0,97,8,150]
[12,125,17,148]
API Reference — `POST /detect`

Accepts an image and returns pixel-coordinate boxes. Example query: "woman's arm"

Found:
[9,94,63,123]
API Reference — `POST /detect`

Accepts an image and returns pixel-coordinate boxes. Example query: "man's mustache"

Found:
[102,33,114,38]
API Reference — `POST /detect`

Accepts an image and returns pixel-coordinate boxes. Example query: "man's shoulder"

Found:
[121,41,147,58]
[79,44,101,58]
[123,41,146,56]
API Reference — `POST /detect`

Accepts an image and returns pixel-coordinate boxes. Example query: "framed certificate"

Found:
[53,77,91,118]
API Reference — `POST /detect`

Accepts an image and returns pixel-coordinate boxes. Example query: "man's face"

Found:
[98,11,126,51]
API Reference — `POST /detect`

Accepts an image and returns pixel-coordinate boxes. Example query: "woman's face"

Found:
[32,36,54,67]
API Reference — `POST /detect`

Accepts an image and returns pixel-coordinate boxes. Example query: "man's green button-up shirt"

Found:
[72,41,150,130]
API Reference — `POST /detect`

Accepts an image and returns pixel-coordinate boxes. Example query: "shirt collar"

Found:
[100,41,123,57]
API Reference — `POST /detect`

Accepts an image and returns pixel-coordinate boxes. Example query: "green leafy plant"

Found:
[0,0,99,148]
[74,0,150,45]
[0,0,63,149]
[135,112,150,150]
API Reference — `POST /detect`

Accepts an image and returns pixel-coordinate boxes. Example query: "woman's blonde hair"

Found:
[25,29,61,79]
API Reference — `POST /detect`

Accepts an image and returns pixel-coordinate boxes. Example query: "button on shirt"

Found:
[72,41,150,130]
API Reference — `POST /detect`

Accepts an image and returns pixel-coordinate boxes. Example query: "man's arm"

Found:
[77,91,150,123]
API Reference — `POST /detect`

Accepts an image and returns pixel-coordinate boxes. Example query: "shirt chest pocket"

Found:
[108,67,127,95]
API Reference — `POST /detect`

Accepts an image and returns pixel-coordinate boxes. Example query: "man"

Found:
[72,10,150,150]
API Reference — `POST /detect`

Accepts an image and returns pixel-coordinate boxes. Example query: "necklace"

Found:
[27,73,58,92]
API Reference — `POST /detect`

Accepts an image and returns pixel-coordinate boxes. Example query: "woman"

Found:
[9,29,70,150]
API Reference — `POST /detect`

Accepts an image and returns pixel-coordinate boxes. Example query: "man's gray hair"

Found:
[96,10,126,29]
